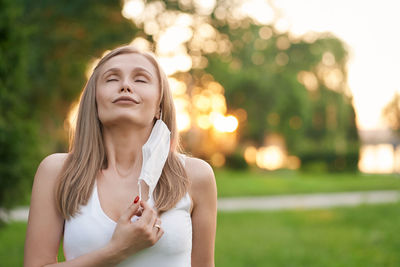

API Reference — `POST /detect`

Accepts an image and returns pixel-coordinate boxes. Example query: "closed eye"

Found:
[134,73,150,83]
[106,79,118,82]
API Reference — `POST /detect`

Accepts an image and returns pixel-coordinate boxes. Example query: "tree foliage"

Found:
[21,0,139,150]
[204,23,359,171]
[0,0,38,209]
[383,92,400,134]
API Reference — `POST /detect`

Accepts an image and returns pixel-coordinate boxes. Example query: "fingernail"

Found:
[133,196,140,204]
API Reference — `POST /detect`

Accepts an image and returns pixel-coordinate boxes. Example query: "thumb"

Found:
[119,196,141,223]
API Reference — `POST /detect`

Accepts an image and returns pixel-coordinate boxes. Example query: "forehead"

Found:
[99,53,158,78]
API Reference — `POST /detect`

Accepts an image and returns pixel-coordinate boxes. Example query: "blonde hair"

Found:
[55,46,190,219]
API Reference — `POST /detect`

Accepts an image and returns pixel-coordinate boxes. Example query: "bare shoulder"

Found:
[38,152,69,169]
[29,153,70,221]
[183,156,217,207]
[34,153,70,187]
[184,156,215,186]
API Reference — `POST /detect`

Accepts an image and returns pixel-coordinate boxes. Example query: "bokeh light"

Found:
[212,114,239,133]
[65,0,400,173]
[210,152,226,167]
[122,0,144,20]
[244,146,257,164]
[358,144,395,173]
[256,146,286,170]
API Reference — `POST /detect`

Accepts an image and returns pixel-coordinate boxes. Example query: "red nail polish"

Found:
[133,196,140,204]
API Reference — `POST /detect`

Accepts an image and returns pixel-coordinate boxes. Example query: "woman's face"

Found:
[96,53,161,128]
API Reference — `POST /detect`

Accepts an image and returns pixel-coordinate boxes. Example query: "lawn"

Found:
[2,202,399,266]
[215,201,400,267]
[0,222,65,266]
[215,169,400,197]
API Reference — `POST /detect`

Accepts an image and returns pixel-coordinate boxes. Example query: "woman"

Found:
[24,46,217,266]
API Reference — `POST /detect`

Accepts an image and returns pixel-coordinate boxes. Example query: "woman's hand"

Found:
[108,199,164,261]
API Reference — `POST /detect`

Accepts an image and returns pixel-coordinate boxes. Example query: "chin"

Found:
[100,114,152,128]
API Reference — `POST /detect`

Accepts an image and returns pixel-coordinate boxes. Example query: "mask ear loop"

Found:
[138,180,142,201]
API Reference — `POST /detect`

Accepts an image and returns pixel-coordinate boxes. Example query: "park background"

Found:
[1,0,400,266]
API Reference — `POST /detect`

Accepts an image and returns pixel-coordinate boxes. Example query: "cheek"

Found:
[95,90,111,120]
[141,87,160,110]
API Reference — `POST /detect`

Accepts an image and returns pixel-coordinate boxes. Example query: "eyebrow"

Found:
[101,67,154,79]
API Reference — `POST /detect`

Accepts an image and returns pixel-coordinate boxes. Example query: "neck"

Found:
[102,122,153,179]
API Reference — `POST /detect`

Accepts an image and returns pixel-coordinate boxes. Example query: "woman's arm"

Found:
[24,153,69,266]
[24,154,163,267]
[187,158,218,267]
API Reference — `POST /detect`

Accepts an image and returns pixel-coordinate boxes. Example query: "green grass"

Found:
[2,202,399,266]
[0,222,27,266]
[0,223,64,266]
[215,169,400,197]
[216,201,400,267]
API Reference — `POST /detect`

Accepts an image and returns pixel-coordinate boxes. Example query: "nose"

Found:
[120,86,132,93]
[120,77,133,93]
[120,77,134,93]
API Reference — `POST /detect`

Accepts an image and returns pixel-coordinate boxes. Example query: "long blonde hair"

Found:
[56,46,190,219]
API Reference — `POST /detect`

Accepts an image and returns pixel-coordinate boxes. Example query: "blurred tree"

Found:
[132,0,360,171]
[21,0,140,151]
[205,23,359,171]
[383,92,400,134]
[0,0,38,210]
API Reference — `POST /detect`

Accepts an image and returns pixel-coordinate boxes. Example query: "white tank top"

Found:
[63,155,192,266]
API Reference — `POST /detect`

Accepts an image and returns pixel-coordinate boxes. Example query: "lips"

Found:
[112,96,140,104]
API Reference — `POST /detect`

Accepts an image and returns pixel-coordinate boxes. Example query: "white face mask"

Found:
[137,119,171,201]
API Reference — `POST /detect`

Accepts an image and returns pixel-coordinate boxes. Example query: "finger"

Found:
[136,208,143,217]
[119,196,141,223]
[152,218,162,235]
[153,218,162,230]
[155,226,164,241]
[155,217,162,226]
[139,200,157,225]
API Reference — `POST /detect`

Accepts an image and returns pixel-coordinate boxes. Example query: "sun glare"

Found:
[359,144,395,173]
